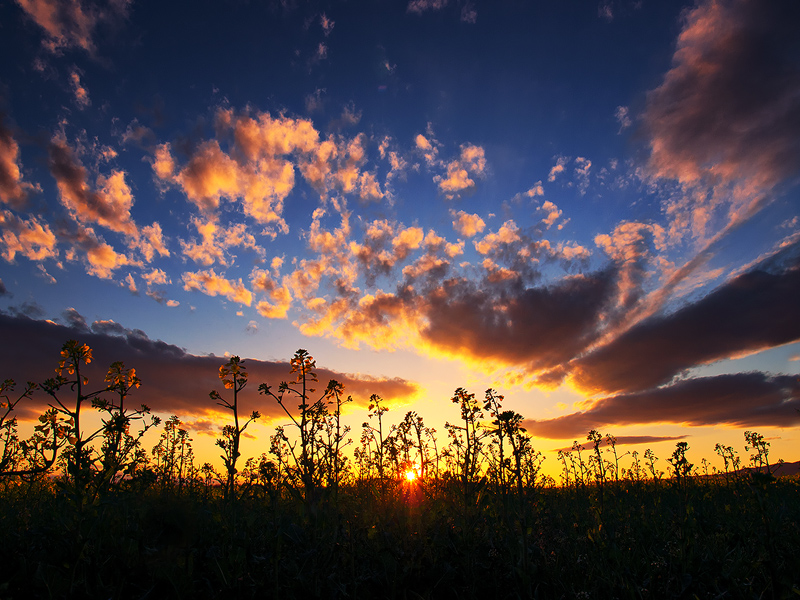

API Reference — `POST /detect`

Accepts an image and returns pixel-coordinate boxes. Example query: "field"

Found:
[1,342,799,599]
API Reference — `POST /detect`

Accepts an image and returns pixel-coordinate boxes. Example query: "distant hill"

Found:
[720,460,800,478]
[766,460,800,477]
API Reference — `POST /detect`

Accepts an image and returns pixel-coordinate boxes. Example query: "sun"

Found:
[404,469,417,483]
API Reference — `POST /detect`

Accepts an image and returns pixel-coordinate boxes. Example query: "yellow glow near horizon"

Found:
[404,469,417,483]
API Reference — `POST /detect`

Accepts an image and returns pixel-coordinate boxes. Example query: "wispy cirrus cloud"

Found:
[644,0,800,194]
[16,0,131,53]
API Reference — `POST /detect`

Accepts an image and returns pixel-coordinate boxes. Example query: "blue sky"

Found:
[1,0,799,471]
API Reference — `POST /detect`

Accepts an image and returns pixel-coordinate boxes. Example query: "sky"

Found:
[1,0,799,476]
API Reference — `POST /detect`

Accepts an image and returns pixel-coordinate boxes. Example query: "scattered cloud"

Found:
[526,181,544,198]
[548,156,568,182]
[69,67,91,109]
[407,0,448,15]
[415,132,438,167]
[0,210,58,262]
[48,133,138,237]
[574,157,592,194]
[182,269,253,306]
[614,105,631,131]
[539,201,562,229]
[435,144,486,198]
[320,13,334,36]
[451,210,486,238]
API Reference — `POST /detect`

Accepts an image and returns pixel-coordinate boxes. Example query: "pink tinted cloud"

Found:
[69,68,91,109]
[595,221,667,312]
[644,0,800,192]
[407,0,448,15]
[16,0,130,53]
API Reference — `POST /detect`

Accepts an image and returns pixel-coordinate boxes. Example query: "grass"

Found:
[1,343,799,599]
[1,472,798,599]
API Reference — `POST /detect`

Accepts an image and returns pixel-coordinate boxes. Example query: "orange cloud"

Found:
[526,181,544,198]
[474,220,520,254]
[182,269,253,306]
[451,210,486,237]
[414,133,438,166]
[539,200,562,229]
[168,140,239,215]
[179,217,263,267]
[392,226,424,259]
[123,273,137,293]
[593,221,669,320]
[85,237,132,279]
[0,118,33,209]
[0,210,58,262]
[142,268,169,286]
[48,134,138,237]
[131,222,170,262]
[69,68,90,109]
[435,144,486,197]
[157,108,383,229]
[251,267,292,319]
[595,221,667,264]
[152,143,175,180]
[548,156,568,182]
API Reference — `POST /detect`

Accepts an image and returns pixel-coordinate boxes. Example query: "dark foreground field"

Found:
[2,346,798,598]
[1,475,799,600]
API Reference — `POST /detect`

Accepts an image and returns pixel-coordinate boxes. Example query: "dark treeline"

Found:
[1,341,798,599]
